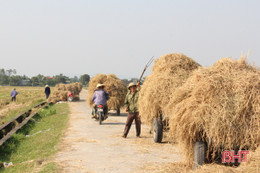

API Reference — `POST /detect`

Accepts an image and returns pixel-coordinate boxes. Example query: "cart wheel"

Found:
[194,141,206,169]
[152,117,163,143]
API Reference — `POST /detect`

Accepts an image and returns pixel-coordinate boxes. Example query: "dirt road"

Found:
[55,90,182,173]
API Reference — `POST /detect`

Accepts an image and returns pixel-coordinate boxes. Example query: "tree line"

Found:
[0,69,90,86]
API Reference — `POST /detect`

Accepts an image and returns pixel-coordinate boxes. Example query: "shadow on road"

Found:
[109,113,128,117]
[75,99,86,103]
[102,122,125,125]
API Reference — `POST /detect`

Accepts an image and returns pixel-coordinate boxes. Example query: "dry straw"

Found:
[138,53,201,125]
[48,82,83,103]
[86,74,127,110]
[166,57,260,166]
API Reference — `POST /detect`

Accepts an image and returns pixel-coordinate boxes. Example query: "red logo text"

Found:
[222,150,249,163]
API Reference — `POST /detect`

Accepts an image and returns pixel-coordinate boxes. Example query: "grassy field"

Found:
[0,103,69,173]
[0,86,48,123]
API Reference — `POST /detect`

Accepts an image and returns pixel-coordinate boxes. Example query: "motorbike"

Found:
[95,104,107,125]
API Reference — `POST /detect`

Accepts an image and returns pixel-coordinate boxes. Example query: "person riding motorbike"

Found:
[68,91,74,102]
[91,84,109,119]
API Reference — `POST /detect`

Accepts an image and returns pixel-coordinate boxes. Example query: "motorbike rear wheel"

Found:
[116,107,120,116]
[98,112,103,125]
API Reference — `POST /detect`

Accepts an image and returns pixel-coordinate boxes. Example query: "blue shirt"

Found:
[91,89,109,105]
[11,90,18,97]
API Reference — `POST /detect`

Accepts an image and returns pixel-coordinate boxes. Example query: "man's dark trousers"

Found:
[11,97,16,102]
[123,112,141,137]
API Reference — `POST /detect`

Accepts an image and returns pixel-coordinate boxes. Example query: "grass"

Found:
[0,86,45,105]
[0,103,69,173]
[0,86,50,123]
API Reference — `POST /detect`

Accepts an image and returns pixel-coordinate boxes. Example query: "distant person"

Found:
[11,88,18,102]
[91,84,109,118]
[45,85,51,99]
[122,82,141,138]
[68,91,74,102]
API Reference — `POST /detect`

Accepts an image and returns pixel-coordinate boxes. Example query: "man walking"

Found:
[45,85,51,99]
[11,88,18,102]
[122,82,141,138]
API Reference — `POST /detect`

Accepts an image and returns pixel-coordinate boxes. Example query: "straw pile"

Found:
[138,53,201,125]
[48,82,83,103]
[86,74,127,110]
[166,57,260,166]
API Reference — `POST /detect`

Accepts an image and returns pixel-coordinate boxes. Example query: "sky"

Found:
[0,0,259,79]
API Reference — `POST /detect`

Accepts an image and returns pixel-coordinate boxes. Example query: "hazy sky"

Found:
[0,0,259,79]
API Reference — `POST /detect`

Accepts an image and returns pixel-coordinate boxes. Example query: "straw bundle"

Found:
[48,82,83,103]
[167,57,260,165]
[87,74,127,110]
[138,53,201,125]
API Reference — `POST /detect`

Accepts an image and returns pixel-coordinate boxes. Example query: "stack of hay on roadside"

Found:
[66,82,83,101]
[48,82,83,103]
[138,53,201,125]
[87,74,127,110]
[166,57,260,166]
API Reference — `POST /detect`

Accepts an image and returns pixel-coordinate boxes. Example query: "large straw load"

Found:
[138,53,201,125]
[87,74,127,110]
[166,58,260,166]
[48,82,83,103]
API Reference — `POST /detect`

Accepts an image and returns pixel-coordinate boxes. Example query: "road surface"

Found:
[55,90,182,173]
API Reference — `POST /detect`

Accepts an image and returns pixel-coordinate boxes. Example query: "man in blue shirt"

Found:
[11,88,18,102]
[91,84,109,118]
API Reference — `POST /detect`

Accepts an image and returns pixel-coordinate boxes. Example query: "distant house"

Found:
[46,76,55,80]
[20,80,30,86]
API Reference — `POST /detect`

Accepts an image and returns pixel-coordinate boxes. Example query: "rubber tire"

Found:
[116,107,120,116]
[152,117,163,143]
[98,112,102,125]
[194,141,206,169]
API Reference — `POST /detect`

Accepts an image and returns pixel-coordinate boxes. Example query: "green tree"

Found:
[0,69,8,85]
[31,74,45,86]
[70,76,79,83]
[79,74,90,85]
[6,69,16,76]
[54,74,68,84]
[31,76,40,86]
[9,76,22,86]
[45,78,56,86]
